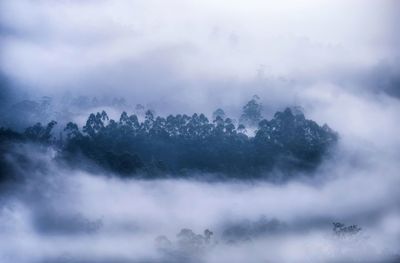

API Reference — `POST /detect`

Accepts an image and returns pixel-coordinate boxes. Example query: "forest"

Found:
[0,97,338,180]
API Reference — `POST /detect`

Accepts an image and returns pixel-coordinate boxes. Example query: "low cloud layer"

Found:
[1,0,399,112]
[0,1,399,262]
[0,129,399,262]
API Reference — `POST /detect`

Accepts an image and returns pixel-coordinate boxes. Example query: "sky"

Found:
[1,0,399,112]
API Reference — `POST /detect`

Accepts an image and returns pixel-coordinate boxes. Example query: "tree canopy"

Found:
[240,95,263,127]
[0,101,338,180]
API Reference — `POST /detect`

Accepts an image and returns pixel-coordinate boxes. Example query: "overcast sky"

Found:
[1,0,399,111]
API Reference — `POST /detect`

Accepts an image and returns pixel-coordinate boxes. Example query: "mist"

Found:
[1,0,400,111]
[0,136,399,262]
[1,0,400,262]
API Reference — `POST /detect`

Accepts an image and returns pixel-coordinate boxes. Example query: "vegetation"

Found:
[0,97,338,180]
[156,228,215,261]
[240,95,263,126]
[333,222,362,237]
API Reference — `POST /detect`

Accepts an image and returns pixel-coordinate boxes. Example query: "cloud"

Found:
[0,0,399,108]
[0,135,399,262]
[0,1,399,262]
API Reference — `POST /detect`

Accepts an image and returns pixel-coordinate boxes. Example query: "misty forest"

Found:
[1,1,400,263]
[1,96,338,180]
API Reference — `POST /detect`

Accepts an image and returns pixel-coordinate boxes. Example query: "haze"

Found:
[0,0,399,262]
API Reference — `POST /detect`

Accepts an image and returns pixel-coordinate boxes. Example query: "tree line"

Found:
[0,97,338,180]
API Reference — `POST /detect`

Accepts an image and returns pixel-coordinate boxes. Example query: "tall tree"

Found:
[212,108,226,121]
[240,95,263,127]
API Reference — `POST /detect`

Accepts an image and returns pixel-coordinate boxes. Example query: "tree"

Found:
[240,95,263,127]
[83,111,108,137]
[64,122,81,140]
[24,121,57,143]
[333,222,362,237]
[212,108,226,121]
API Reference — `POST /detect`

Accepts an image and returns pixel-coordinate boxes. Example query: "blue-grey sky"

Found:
[1,0,399,105]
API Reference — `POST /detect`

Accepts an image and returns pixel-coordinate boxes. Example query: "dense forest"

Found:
[0,97,338,180]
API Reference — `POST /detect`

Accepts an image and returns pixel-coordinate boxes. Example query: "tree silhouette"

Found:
[240,95,263,127]
[0,100,338,179]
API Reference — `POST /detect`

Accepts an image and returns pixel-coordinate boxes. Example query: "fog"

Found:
[1,0,400,262]
[1,0,400,113]
[0,132,399,262]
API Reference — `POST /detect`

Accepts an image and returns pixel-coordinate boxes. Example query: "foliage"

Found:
[155,228,215,260]
[240,95,263,126]
[333,222,362,237]
[24,121,57,143]
[212,108,226,120]
[0,102,338,179]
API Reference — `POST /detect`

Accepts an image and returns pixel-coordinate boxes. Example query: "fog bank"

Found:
[0,135,399,262]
